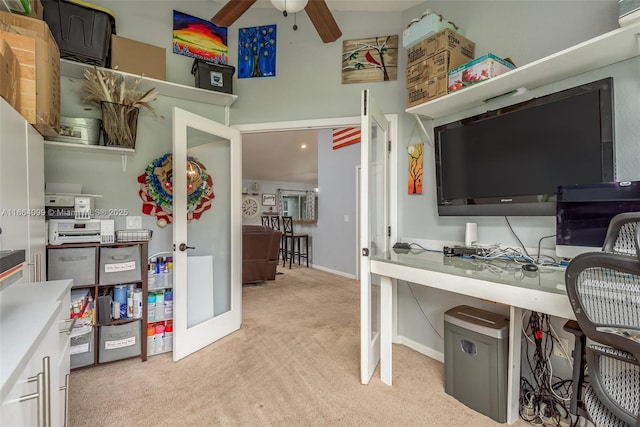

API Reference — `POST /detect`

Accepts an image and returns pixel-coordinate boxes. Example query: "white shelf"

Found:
[407,22,640,119]
[43,140,134,155]
[60,59,238,107]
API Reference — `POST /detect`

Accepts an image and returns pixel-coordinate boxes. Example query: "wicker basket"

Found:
[116,229,153,242]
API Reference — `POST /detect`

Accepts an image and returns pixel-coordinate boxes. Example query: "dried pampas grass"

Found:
[82,67,160,116]
[82,67,160,147]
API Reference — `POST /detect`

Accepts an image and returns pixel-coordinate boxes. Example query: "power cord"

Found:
[406,283,444,341]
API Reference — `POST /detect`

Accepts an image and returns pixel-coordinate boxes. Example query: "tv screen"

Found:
[434,77,615,216]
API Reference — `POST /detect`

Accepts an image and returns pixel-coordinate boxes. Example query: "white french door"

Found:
[172,107,242,361]
[359,90,390,384]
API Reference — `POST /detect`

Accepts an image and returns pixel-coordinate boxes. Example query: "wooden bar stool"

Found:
[282,216,309,268]
[270,216,286,264]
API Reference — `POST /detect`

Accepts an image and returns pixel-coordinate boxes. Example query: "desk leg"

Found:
[507,306,523,424]
[380,275,393,385]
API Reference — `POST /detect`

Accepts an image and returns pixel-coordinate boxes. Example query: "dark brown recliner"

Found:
[242,225,282,284]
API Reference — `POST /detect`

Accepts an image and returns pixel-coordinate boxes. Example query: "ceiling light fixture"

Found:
[270,0,308,17]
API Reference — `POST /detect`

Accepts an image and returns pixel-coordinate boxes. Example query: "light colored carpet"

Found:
[69,265,529,427]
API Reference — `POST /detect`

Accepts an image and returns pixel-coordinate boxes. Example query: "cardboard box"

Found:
[448,53,516,93]
[0,31,36,120]
[0,40,21,111]
[402,13,461,49]
[0,11,59,136]
[406,50,472,88]
[407,28,475,68]
[407,73,448,108]
[111,35,166,80]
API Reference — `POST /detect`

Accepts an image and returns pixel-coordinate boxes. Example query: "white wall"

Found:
[315,128,360,276]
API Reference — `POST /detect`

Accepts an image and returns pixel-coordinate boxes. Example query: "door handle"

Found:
[179,243,195,252]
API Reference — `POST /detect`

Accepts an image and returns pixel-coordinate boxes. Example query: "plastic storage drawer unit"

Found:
[99,245,141,285]
[444,305,509,423]
[42,0,115,67]
[98,320,141,363]
[48,246,97,286]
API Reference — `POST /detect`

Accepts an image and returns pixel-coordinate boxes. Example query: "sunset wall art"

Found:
[173,10,229,64]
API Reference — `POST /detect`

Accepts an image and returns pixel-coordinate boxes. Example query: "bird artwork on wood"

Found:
[341,35,398,84]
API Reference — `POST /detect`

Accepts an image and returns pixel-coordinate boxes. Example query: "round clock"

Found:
[242,196,260,218]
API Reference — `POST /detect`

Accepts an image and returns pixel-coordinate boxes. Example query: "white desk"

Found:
[370,250,575,424]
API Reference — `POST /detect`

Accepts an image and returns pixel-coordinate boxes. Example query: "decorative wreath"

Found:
[137,153,214,226]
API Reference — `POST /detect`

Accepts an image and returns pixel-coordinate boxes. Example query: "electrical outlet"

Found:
[126,216,142,229]
[553,338,570,358]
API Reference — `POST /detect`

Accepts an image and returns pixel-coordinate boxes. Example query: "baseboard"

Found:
[310,264,357,280]
[397,335,444,363]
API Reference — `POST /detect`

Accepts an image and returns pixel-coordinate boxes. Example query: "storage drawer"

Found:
[70,327,95,368]
[99,245,141,285]
[48,247,97,286]
[98,320,141,363]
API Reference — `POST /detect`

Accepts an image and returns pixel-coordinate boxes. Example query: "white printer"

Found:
[48,219,115,245]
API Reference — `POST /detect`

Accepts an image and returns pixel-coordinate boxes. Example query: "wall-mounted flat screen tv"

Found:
[434,77,615,216]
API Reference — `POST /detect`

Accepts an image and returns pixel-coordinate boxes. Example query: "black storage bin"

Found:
[42,0,116,67]
[191,59,235,94]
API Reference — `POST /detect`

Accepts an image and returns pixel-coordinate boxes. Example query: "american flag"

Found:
[332,127,361,150]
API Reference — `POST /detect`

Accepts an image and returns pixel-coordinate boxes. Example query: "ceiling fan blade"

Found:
[304,0,342,43]
[211,0,257,27]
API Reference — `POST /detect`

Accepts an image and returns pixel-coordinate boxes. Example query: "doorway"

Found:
[235,115,398,280]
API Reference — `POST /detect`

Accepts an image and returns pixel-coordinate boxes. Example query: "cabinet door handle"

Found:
[59,317,77,335]
[27,253,42,282]
[21,357,50,427]
[21,371,45,427]
[59,373,70,427]
[42,356,51,427]
[35,253,42,282]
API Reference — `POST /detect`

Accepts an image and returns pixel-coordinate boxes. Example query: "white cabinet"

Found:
[26,124,46,282]
[0,280,72,427]
[0,98,46,282]
[0,98,29,258]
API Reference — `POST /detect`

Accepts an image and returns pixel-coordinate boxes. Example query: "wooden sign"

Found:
[342,35,398,84]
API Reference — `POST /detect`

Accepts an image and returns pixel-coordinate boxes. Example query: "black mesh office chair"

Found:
[601,212,640,256]
[565,250,640,426]
[565,212,640,420]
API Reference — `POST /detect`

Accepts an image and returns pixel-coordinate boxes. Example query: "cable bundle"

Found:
[520,312,579,427]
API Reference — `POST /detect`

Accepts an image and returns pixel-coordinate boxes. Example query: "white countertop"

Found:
[1,280,72,398]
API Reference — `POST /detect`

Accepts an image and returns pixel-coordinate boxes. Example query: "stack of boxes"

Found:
[406,29,475,108]
[0,10,60,136]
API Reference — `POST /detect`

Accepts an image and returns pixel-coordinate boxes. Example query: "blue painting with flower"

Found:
[238,25,277,78]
